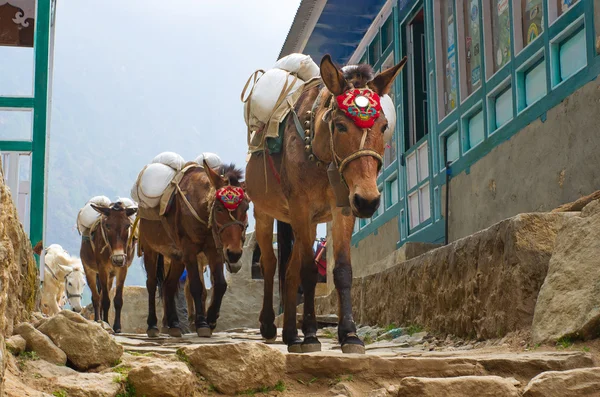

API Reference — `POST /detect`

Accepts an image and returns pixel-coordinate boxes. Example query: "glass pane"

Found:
[409,192,419,229]
[420,183,431,222]
[382,16,394,51]
[369,34,381,66]
[522,0,544,47]
[0,46,34,96]
[385,134,397,168]
[446,131,460,163]
[464,0,482,94]
[495,86,513,129]
[390,178,399,205]
[354,219,360,233]
[491,0,512,72]
[373,188,384,219]
[406,152,418,189]
[559,27,586,81]
[525,59,547,106]
[441,0,458,114]
[468,111,485,149]
[557,0,578,17]
[418,142,429,182]
[0,109,33,140]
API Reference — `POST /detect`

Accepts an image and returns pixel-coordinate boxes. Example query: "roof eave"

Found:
[278,0,327,59]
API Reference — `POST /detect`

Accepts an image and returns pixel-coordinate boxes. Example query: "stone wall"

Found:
[316,212,573,339]
[448,78,600,242]
[0,158,39,396]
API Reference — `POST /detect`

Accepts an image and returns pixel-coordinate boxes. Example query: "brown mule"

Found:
[139,162,250,338]
[246,55,407,353]
[80,201,138,333]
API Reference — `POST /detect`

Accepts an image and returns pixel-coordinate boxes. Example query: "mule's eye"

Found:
[68,282,72,286]
[381,124,389,133]
[335,123,347,133]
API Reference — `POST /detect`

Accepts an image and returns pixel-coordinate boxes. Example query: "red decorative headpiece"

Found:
[216,186,245,211]
[336,88,382,128]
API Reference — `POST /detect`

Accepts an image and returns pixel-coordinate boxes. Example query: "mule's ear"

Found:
[125,207,138,217]
[368,56,408,95]
[58,264,74,275]
[204,160,225,188]
[91,204,111,217]
[320,54,348,96]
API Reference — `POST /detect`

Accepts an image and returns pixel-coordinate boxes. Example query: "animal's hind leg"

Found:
[184,252,210,337]
[163,258,185,337]
[99,269,111,325]
[300,224,320,352]
[255,211,277,341]
[85,269,101,321]
[112,268,127,333]
[205,256,226,333]
[143,250,160,337]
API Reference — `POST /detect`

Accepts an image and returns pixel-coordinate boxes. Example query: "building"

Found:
[280,0,600,269]
[0,0,56,251]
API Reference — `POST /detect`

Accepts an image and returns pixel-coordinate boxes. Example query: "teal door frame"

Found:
[0,0,53,256]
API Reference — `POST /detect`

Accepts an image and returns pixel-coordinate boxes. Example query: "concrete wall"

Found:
[449,78,600,241]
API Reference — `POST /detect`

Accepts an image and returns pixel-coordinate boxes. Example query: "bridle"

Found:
[44,263,82,301]
[93,212,133,263]
[208,192,248,263]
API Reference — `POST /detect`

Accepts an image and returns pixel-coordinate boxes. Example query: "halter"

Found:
[296,85,383,208]
[210,186,248,262]
[64,271,83,300]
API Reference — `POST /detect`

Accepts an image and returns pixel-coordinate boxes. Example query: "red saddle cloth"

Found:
[315,241,327,277]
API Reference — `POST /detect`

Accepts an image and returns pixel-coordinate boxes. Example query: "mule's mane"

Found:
[218,163,244,185]
[342,64,374,89]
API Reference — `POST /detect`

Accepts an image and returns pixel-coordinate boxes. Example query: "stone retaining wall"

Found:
[316,212,575,339]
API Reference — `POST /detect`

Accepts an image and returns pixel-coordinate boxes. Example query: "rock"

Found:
[532,201,600,343]
[357,326,382,341]
[53,373,121,397]
[366,388,388,397]
[393,335,409,344]
[14,323,66,365]
[182,342,285,395]
[4,369,53,397]
[6,335,26,355]
[408,332,428,345]
[523,367,600,397]
[552,191,600,212]
[398,376,520,397]
[38,310,122,371]
[377,328,403,341]
[127,360,196,397]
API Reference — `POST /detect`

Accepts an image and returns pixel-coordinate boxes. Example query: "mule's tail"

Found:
[156,254,165,300]
[276,220,294,314]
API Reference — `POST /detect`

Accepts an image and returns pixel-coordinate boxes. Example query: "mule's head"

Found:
[320,55,407,218]
[65,261,86,312]
[92,201,137,267]
[204,162,250,272]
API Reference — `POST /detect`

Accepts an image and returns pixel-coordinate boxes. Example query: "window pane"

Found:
[385,134,397,168]
[525,59,547,106]
[418,142,429,182]
[409,192,419,229]
[559,26,586,81]
[0,109,33,140]
[557,0,578,16]
[468,110,485,149]
[369,34,381,66]
[354,219,360,233]
[491,0,512,72]
[390,178,398,205]
[441,0,458,114]
[464,0,482,94]
[420,183,431,222]
[446,131,460,163]
[522,0,544,47]
[382,16,394,51]
[495,86,513,129]
[406,153,418,189]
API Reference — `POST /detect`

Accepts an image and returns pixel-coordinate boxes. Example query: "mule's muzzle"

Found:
[111,254,127,267]
[225,249,243,265]
[352,193,381,218]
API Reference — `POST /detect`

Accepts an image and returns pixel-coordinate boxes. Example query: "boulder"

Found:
[397,376,520,397]
[14,323,66,366]
[6,335,26,355]
[523,367,600,397]
[182,342,285,395]
[4,369,53,397]
[127,359,196,397]
[532,200,600,343]
[38,310,122,371]
[53,373,121,397]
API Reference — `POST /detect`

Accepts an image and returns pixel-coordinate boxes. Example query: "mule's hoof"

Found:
[264,337,277,344]
[341,335,365,354]
[113,328,122,334]
[287,343,303,353]
[168,327,183,338]
[160,326,169,334]
[260,323,277,340]
[147,328,160,338]
[196,327,212,338]
[302,336,321,353]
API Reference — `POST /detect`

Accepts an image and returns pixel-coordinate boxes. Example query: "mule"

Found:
[80,201,137,332]
[246,55,407,353]
[41,244,87,315]
[139,163,249,338]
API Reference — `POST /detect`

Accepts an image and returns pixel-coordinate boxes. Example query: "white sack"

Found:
[195,152,222,169]
[273,53,320,81]
[245,68,304,125]
[151,151,185,171]
[380,94,396,143]
[77,195,111,233]
[137,163,177,208]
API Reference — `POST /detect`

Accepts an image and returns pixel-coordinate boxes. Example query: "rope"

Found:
[175,183,208,227]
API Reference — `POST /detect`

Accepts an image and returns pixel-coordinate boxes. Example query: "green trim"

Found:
[0,141,33,151]
[0,97,35,108]
[29,0,52,251]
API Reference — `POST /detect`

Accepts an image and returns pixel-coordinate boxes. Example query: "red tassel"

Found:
[266,150,281,184]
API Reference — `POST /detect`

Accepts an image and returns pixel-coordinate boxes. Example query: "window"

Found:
[407,152,418,189]
[407,142,431,230]
[464,0,482,94]
[388,177,399,206]
[556,0,578,18]
[419,183,431,223]
[465,110,485,150]
[522,0,544,48]
[0,109,33,141]
[353,219,360,234]
[441,1,458,115]
[445,131,460,163]
[369,34,381,66]
[1,152,31,233]
[382,16,394,51]
[490,0,512,73]
[382,54,397,168]
[558,26,586,81]
[493,85,513,129]
[373,186,385,218]
[524,58,547,106]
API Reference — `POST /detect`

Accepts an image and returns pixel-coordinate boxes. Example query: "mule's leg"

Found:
[184,278,195,329]
[205,257,227,333]
[98,269,111,325]
[331,209,364,354]
[143,251,160,337]
[112,267,127,333]
[300,225,320,353]
[184,253,210,337]
[84,269,101,321]
[163,258,185,337]
[254,211,278,341]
